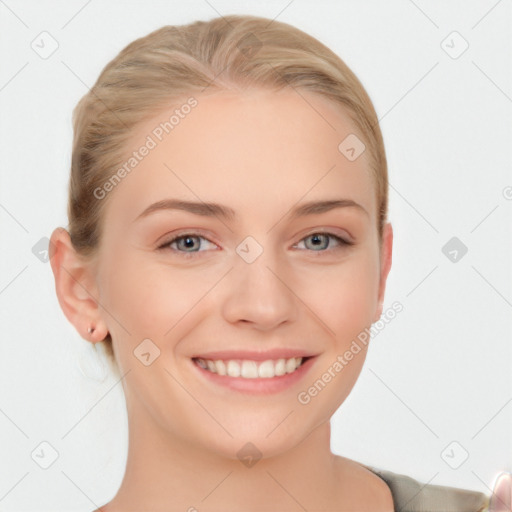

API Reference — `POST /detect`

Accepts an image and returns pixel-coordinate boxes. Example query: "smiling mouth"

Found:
[192,356,311,379]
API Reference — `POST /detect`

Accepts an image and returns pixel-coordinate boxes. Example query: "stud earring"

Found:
[87,325,95,335]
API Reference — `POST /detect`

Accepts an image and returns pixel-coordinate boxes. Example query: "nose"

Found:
[220,246,299,331]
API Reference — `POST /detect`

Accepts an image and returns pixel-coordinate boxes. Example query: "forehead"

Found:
[103,87,375,227]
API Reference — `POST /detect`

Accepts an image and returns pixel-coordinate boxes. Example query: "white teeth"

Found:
[241,360,258,378]
[214,360,226,375]
[274,358,286,376]
[195,357,304,378]
[258,360,275,378]
[226,360,241,377]
[285,358,298,374]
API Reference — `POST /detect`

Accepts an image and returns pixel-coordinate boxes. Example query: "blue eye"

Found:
[157,231,352,258]
[295,232,351,252]
[158,234,217,256]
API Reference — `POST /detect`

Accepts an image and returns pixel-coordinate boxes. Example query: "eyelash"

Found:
[156,231,353,258]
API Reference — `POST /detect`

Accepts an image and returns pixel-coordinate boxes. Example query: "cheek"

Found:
[297,253,380,341]
[101,251,219,343]
[100,242,379,354]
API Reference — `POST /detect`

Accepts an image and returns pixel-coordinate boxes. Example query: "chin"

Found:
[202,431,305,463]
[182,410,324,463]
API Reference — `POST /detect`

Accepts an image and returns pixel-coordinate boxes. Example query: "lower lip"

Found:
[191,357,317,395]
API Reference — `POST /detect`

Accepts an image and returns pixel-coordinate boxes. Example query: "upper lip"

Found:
[191,349,318,361]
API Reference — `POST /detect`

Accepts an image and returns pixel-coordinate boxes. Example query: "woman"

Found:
[49,14,509,511]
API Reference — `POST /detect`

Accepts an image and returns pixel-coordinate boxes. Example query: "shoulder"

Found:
[335,456,395,511]
[360,463,491,512]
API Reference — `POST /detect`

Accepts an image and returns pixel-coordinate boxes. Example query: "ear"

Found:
[372,222,393,323]
[49,227,108,343]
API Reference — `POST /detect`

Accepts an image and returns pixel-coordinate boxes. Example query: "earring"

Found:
[87,325,95,335]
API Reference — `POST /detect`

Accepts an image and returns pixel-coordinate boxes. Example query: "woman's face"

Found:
[91,87,392,459]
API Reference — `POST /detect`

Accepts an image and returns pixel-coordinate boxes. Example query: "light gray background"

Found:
[1,0,511,510]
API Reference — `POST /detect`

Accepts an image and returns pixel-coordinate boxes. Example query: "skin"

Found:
[489,472,512,512]
[50,87,394,511]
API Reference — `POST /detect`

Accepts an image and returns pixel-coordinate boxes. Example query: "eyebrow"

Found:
[133,198,368,223]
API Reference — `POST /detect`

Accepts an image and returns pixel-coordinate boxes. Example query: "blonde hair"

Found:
[68,14,388,363]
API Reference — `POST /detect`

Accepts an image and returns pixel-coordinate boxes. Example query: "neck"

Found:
[99,410,347,511]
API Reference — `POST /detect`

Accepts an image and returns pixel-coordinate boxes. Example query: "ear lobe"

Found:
[49,227,104,341]
[372,223,393,323]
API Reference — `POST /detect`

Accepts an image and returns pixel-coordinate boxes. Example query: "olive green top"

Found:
[364,464,491,512]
